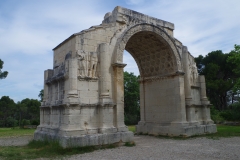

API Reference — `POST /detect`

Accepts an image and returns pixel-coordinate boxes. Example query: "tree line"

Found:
[0,59,41,127]
[195,44,240,122]
[0,96,41,127]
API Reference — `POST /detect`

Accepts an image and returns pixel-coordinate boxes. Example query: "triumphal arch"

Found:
[34,6,216,147]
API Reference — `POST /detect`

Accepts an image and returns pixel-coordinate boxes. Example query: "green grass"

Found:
[0,128,35,137]
[205,125,240,138]
[124,141,136,147]
[132,125,240,139]
[0,139,117,160]
[128,125,136,132]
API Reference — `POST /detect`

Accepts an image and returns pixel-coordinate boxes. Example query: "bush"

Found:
[124,114,139,125]
[21,119,31,127]
[210,106,225,123]
[224,102,240,121]
[5,117,18,127]
[0,120,4,127]
[31,119,40,125]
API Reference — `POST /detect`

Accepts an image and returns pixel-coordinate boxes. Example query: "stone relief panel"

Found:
[188,54,198,86]
[125,31,176,78]
[77,50,98,80]
[77,50,88,78]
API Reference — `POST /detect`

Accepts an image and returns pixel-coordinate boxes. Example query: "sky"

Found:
[0,0,239,102]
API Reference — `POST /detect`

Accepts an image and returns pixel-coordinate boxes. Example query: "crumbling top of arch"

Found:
[102,6,174,30]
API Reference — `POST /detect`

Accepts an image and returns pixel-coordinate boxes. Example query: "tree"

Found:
[19,98,40,124]
[124,71,140,125]
[38,89,44,102]
[227,44,240,93]
[0,96,17,127]
[195,45,240,110]
[0,59,8,79]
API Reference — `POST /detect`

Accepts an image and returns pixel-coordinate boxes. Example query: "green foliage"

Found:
[220,102,240,121]
[20,119,31,127]
[5,117,18,127]
[124,71,140,125]
[31,119,39,125]
[195,45,240,110]
[227,44,240,92]
[124,141,136,147]
[0,96,17,127]
[210,106,225,123]
[38,89,44,102]
[0,96,40,127]
[0,59,8,79]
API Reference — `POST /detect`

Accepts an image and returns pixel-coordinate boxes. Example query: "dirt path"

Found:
[0,135,33,146]
[1,135,240,160]
[66,135,240,160]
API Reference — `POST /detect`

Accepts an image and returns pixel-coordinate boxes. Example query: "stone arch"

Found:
[113,23,182,73]
[112,23,188,135]
[35,7,216,148]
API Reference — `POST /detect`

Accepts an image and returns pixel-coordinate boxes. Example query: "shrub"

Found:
[210,106,225,123]
[31,119,40,125]
[21,119,31,127]
[5,117,18,127]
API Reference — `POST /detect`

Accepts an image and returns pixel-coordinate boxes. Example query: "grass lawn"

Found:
[0,128,35,137]
[206,125,240,138]
[128,125,240,138]
[0,139,116,160]
[128,125,136,132]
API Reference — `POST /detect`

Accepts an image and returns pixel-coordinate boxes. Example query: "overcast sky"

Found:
[0,0,239,102]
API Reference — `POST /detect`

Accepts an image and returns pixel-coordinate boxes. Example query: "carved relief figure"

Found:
[188,54,198,85]
[88,52,98,78]
[77,50,88,77]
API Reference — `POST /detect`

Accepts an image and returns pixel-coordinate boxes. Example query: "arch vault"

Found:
[34,6,216,148]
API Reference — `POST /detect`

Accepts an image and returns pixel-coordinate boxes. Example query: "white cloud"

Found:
[125,0,145,5]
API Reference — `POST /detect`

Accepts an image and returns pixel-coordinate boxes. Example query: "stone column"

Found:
[112,62,128,132]
[43,69,53,106]
[199,75,213,124]
[199,75,209,104]
[182,46,192,104]
[99,43,112,104]
[182,46,197,125]
[99,104,117,133]
[66,59,78,104]
[138,80,145,125]
[40,70,53,127]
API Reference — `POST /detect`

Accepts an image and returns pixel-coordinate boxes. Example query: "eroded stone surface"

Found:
[35,6,216,148]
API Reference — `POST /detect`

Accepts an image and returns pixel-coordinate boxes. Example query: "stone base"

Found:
[34,129,133,148]
[136,122,217,136]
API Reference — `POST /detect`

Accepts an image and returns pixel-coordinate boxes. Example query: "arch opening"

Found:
[125,31,177,78]
[118,30,187,134]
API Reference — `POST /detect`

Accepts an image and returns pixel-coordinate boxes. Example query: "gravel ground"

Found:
[1,135,240,160]
[66,135,240,160]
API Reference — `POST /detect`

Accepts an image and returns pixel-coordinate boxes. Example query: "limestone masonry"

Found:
[34,6,216,148]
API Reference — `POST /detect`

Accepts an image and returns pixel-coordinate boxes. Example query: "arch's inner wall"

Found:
[125,31,184,124]
[125,31,177,77]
